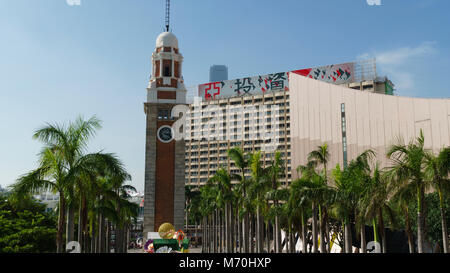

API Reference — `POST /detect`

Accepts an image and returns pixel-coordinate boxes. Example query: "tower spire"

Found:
[165,0,170,32]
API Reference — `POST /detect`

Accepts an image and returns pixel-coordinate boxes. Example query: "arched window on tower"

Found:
[163,59,172,77]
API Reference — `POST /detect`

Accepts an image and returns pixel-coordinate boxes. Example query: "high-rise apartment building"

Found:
[184,61,401,187]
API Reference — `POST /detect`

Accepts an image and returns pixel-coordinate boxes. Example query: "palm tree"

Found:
[331,164,354,253]
[363,164,396,253]
[332,149,375,253]
[11,116,129,253]
[13,147,68,253]
[208,168,234,253]
[228,147,251,253]
[389,182,416,253]
[386,131,431,253]
[296,160,325,253]
[308,143,330,253]
[248,151,271,253]
[289,177,312,253]
[424,147,450,253]
[265,151,285,253]
[199,181,216,253]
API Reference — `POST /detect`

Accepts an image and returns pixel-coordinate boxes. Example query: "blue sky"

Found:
[1,0,449,192]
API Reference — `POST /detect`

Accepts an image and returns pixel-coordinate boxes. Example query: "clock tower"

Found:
[143,30,186,238]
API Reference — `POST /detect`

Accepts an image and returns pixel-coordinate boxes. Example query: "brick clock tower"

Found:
[143,31,186,239]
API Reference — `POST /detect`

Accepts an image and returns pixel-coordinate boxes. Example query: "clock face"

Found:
[157,125,173,143]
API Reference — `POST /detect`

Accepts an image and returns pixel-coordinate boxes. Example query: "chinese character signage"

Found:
[198,72,289,101]
[198,62,355,101]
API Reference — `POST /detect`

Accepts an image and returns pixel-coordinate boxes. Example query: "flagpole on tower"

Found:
[165,0,170,32]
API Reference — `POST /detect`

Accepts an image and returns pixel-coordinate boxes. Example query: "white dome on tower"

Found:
[156,32,179,48]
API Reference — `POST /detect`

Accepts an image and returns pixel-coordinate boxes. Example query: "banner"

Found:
[292,62,354,84]
[198,62,355,101]
[198,72,289,101]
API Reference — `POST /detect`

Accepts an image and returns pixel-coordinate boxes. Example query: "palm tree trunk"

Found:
[319,205,326,253]
[238,213,242,253]
[290,228,296,253]
[360,223,366,253]
[230,205,234,253]
[301,211,307,253]
[259,214,264,253]
[204,216,208,253]
[311,202,318,253]
[236,211,239,253]
[344,221,352,253]
[213,212,216,253]
[284,228,289,253]
[243,212,249,253]
[209,214,213,253]
[417,185,425,253]
[256,206,263,253]
[124,224,129,254]
[272,220,276,252]
[278,217,282,253]
[265,220,270,253]
[372,217,379,243]
[217,209,220,253]
[378,209,386,253]
[56,191,66,253]
[77,196,83,252]
[105,220,110,253]
[217,210,221,253]
[201,217,205,253]
[99,213,105,253]
[223,209,226,253]
[225,206,229,253]
[115,224,122,253]
[210,214,213,253]
[204,216,207,253]
[66,207,75,246]
[324,208,330,253]
[81,196,88,253]
[250,214,254,253]
[438,189,449,253]
[229,204,233,253]
[404,207,414,253]
[90,228,95,254]
[91,219,96,253]
[205,216,208,253]
[221,209,225,253]
[273,214,280,253]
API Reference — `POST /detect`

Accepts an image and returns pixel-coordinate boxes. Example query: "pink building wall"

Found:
[289,73,450,179]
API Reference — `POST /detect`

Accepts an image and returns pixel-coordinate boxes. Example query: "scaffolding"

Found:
[353,58,377,82]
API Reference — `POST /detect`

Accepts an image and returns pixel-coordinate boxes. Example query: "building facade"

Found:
[184,89,292,187]
[289,73,450,179]
[184,63,449,188]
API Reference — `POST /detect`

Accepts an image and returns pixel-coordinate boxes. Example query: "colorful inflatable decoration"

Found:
[144,223,190,253]
[173,230,185,250]
[144,239,154,253]
[158,222,175,239]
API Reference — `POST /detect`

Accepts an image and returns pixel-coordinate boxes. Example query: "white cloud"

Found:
[358,41,437,94]
[375,41,437,66]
